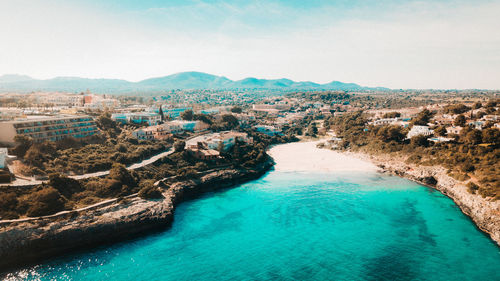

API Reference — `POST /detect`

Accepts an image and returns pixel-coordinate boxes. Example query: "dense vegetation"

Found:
[0,127,291,219]
[13,135,170,176]
[10,114,172,176]
[327,108,500,199]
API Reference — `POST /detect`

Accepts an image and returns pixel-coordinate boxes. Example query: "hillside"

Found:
[0,72,388,93]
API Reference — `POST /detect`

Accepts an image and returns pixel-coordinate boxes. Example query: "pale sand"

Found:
[268,141,379,173]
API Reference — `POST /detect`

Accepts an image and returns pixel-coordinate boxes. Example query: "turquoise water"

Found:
[7,170,500,280]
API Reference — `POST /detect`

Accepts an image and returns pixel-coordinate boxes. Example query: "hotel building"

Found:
[0,115,98,145]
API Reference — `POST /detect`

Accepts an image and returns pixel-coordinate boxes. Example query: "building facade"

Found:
[111,113,161,126]
[0,115,98,145]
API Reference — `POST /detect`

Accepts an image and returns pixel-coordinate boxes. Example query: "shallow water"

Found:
[7,171,500,281]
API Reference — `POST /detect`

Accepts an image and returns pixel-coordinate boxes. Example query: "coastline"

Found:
[286,140,500,246]
[347,150,500,246]
[1,140,498,273]
[0,158,274,272]
[268,141,379,173]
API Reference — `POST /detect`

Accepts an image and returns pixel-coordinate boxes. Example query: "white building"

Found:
[407,125,433,138]
[187,131,252,152]
[0,108,23,121]
[369,117,403,126]
[446,126,463,135]
[0,148,7,168]
[132,125,172,141]
[132,128,155,140]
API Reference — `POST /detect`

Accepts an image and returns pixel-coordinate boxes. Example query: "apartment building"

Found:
[167,120,210,133]
[111,112,161,126]
[162,107,192,119]
[0,115,98,145]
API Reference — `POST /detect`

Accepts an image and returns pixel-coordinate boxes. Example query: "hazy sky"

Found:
[0,0,499,89]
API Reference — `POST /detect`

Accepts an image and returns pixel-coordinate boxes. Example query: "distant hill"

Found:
[0,74,34,83]
[0,71,388,93]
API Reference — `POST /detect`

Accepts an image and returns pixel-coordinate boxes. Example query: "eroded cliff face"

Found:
[0,160,273,272]
[369,154,500,246]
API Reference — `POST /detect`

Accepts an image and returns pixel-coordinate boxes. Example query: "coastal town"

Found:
[0,89,498,189]
[2,0,500,278]
[0,88,499,271]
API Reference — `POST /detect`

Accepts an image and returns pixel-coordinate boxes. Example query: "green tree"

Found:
[434,126,447,136]
[454,114,466,127]
[376,125,405,143]
[193,114,213,125]
[25,187,65,217]
[482,128,500,144]
[410,135,429,147]
[158,106,164,122]
[230,106,243,113]
[96,113,116,130]
[138,180,163,199]
[306,123,318,137]
[48,173,82,198]
[411,109,433,126]
[24,146,45,167]
[12,135,33,158]
[463,129,482,145]
[221,114,239,129]
[174,140,186,152]
[109,163,136,187]
[382,112,401,118]
[443,104,470,114]
[181,110,194,120]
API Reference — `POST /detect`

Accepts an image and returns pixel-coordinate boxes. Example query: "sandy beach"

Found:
[268,141,379,173]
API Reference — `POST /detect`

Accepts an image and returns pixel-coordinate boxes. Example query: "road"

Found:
[3,148,174,187]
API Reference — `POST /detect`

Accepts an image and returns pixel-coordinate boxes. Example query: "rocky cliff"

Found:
[357,152,500,246]
[0,160,273,272]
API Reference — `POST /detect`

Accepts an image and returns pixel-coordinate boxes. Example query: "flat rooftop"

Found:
[0,114,92,123]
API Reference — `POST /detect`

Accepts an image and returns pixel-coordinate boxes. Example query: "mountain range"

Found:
[0,72,388,93]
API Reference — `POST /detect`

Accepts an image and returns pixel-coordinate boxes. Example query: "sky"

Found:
[0,0,499,89]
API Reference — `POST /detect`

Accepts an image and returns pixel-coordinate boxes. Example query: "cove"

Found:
[6,170,500,280]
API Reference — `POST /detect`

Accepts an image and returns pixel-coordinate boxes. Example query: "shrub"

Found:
[177,167,198,179]
[467,182,480,194]
[109,163,137,187]
[410,135,429,147]
[48,173,82,198]
[24,187,65,217]
[174,141,186,152]
[0,192,18,211]
[0,173,11,183]
[460,163,475,173]
[382,112,401,118]
[91,178,123,198]
[138,180,163,199]
[194,162,209,171]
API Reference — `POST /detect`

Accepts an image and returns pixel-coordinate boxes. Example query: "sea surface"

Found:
[7,170,500,281]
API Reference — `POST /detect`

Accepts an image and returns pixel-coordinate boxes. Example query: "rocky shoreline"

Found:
[350,151,500,246]
[0,159,274,273]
